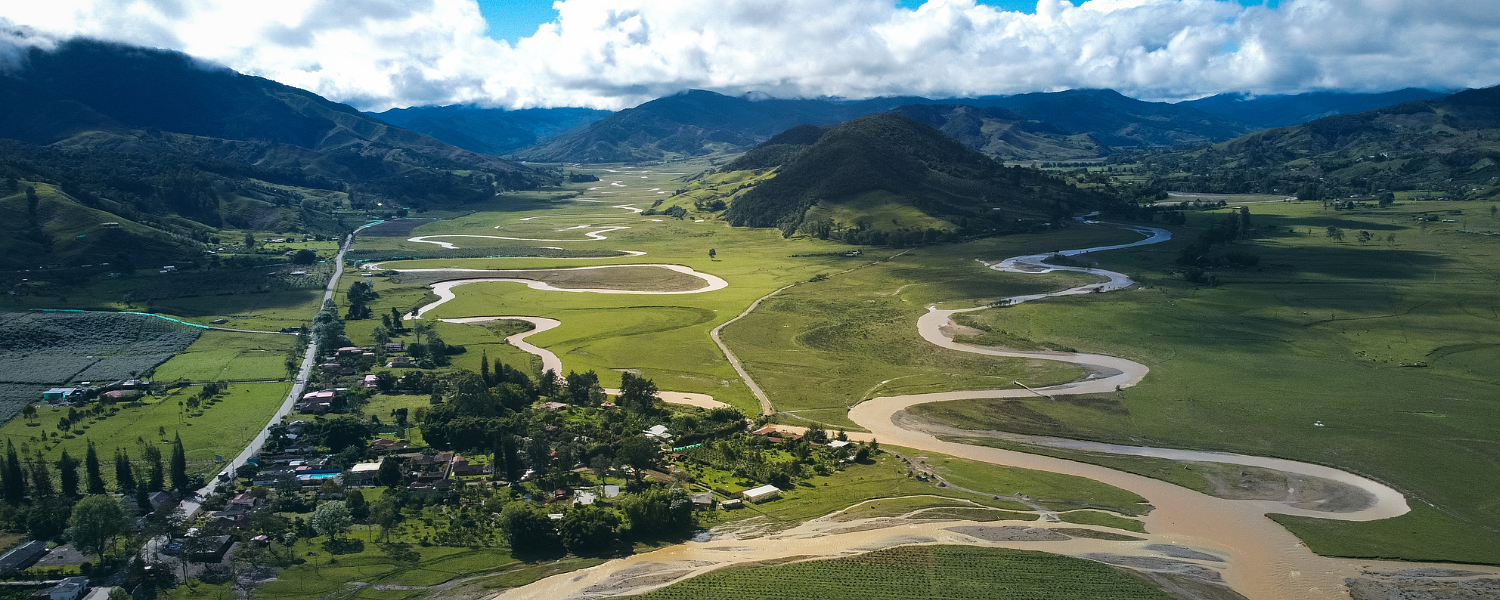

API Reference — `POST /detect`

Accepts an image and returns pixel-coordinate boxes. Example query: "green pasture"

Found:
[251,527,605,600]
[625,545,1175,600]
[0,382,288,482]
[908,200,1500,562]
[721,226,1136,429]
[151,330,299,381]
[1056,510,1147,533]
[917,449,1151,516]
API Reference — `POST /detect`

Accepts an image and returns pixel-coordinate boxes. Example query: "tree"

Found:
[311,501,352,542]
[371,325,391,345]
[708,248,716,259]
[57,450,80,498]
[243,232,255,248]
[322,416,371,453]
[28,452,53,497]
[113,448,137,493]
[558,504,620,554]
[617,487,692,537]
[369,497,400,542]
[617,372,659,413]
[1357,230,1373,244]
[84,441,106,495]
[346,489,369,522]
[377,457,402,488]
[67,495,131,563]
[498,502,558,553]
[616,436,658,481]
[3,441,26,504]
[1325,226,1344,241]
[25,186,39,217]
[292,249,317,264]
[27,497,72,542]
[170,434,189,492]
[143,445,165,492]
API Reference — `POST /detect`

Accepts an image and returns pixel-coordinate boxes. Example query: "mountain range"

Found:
[0,38,552,267]
[1179,88,1448,128]
[1142,86,1500,200]
[369,105,611,155]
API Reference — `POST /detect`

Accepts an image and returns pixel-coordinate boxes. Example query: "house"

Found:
[539,401,568,411]
[741,484,781,504]
[750,425,779,437]
[347,462,382,486]
[574,491,597,505]
[450,456,491,477]
[147,491,175,512]
[228,492,258,508]
[387,357,418,369]
[721,498,743,509]
[103,390,141,401]
[42,388,80,402]
[383,342,405,352]
[603,485,620,498]
[191,536,235,562]
[0,540,47,574]
[362,374,379,389]
[297,390,336,414]
[643,424,673,442]
[370,439,409,453]
[40,576,88,600]
[690,492,714,509]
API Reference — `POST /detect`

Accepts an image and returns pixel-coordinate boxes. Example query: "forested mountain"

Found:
[0,39,552,230]
[511,90,932,163]
[975,89,1256,148]
[887,104,1104,161]
[370,105,611,155]
[1180,88,1448,128]
[513,88,1268,164]
[1130,86,1500,201]
[719,113,1112,242]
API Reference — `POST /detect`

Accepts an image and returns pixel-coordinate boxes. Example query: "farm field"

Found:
[907,200,1500,562]
[0,381,290,482]
[0,311,204,418]
[621,545,1175,600]
[150,330,299,382]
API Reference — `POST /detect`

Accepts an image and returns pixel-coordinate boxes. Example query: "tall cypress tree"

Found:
[143,445,164,493]
[2,441,26,504]
[27,452,53,498]
[113,448,136,493]
[480,351,491,386]
[84,441,106,495]
[169,434,188,492]
[57,450,79,498]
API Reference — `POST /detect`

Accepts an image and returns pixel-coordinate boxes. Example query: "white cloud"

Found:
[3,0,1498,111]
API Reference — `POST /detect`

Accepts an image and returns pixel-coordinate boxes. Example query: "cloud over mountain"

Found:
[5,0,1498,111]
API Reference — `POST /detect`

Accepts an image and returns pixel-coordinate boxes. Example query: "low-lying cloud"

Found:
[5,0,1499,110]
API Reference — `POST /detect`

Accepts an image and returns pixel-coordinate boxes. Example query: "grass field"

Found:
[0,382,289,481]
[623,545,1175,600]
[336,165,1137,419]
[249,527,606,600]
[1057,510,1147,533]
[906,200,1500,562]
[151,330,298,381]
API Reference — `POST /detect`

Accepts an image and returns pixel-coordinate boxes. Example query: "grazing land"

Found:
[621,545,1174,600]
[0,381,289,482]
[908,200,1500,562]
[150,330,299,382]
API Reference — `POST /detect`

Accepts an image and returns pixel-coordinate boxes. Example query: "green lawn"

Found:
[151,330,299,381]
[624,545,1175,600]
[906,200,1500,562]
[0,382,289,482]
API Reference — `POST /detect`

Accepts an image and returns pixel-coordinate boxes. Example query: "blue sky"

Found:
[477,0,1279,43]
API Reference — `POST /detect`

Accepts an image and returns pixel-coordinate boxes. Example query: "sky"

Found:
[1,0,1491,112]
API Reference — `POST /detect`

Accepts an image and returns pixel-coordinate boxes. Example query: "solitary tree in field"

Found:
[243,232,255,249]
[67,495,130,563]
[708,248,716,259]
[311,501,352,542]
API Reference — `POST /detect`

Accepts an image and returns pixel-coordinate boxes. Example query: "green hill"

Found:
[720,113,1111,242]
[889,104,1103,161]
[1134,86,1500,201]
[0,180,199,271]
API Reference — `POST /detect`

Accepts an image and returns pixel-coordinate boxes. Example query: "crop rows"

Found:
[628,545,1173,600]
[0,312,201,386]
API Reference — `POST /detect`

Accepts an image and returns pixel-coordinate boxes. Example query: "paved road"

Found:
[176,227,363,519]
